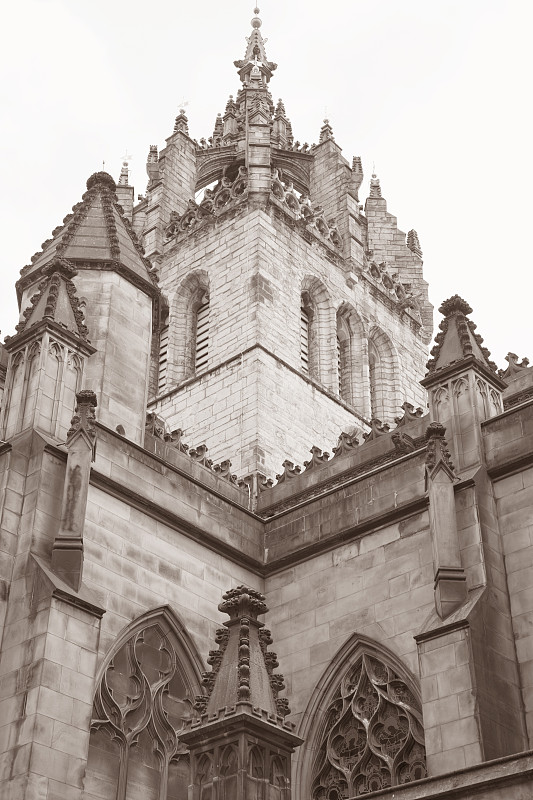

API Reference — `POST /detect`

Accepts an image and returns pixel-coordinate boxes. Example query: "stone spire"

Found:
[272,98,294,148]
[425,296,499,376]
[17,172,158,301]
[194,585,291,719]
[181,586,301,800]
[422,297,506,472]
[212,112,223,144]
[234,6,277,85]
[118,162,129,186]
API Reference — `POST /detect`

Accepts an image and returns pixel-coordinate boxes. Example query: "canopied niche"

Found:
[298,636,426,799]
[83,606,203,800]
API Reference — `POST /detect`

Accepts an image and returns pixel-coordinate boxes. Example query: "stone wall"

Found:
[152,205,428,477]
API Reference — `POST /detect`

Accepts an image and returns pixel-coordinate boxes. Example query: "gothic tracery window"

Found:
[311,652,426,798]
[84,616,199,800]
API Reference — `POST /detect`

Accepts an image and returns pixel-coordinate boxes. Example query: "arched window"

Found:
[336,304,365,410]
[367,328,401,423]
[194,294,210,374]
[300,277,334,387]
[172,271,210,383]
[84,607,202,800]
[298,637,426,800]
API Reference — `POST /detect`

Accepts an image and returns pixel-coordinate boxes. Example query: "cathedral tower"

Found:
[136,9,432,479]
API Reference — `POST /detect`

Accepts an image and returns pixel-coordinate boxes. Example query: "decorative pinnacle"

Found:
[319,119,335,143]
[407,229,423,258]
[438,295,473,317]
[369,173,382,198]
[219,585,267,620]
[118,162,129,186]
[86,172,116,191]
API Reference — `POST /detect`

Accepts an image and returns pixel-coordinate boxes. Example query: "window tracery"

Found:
[85,618,199,800]
[311,652,426,798]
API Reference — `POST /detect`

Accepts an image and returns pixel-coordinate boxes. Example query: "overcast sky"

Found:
[1,0,531,368]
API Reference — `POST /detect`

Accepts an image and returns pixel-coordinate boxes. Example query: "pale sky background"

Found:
[1,0,531,368]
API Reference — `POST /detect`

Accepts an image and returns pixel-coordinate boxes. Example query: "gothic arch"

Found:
[170,270,211,384]
[336,302,365,409]
[296,633,426,800]
[367,327,401,423]
[301,276,334,388]
[84,605,204,800]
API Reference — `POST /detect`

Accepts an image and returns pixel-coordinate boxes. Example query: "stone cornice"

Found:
[4,318,96,356]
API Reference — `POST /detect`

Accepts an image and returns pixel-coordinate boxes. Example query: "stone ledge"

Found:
[354,748,533,799]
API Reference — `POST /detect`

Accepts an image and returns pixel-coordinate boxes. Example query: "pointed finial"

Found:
[407,229,422,257]
[319,118,335,143]
[174,108,189,134]
[118,162,129,186]
[369,173,382,198]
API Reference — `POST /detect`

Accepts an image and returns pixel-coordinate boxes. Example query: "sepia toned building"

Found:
[1,8,533,800]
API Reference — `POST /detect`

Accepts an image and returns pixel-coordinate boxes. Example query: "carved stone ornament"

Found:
[311,653,426,798]
[425,422,456,477]
[276,459,302,484]
[194,586,292,720]
[67,389,97,453]
[165,166,248,241]
[304,446,330,472]
[499,351,530,380]
[332,431,360,458]
[363,418,391,442]
[394,402,425,427]
[269,168,344,251]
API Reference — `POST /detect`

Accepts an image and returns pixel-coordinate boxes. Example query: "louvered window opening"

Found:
[195,301,210,373]
[369,354,377,418]
[158,324,169,393]
[301,306,310,373]
[337,336,345,400]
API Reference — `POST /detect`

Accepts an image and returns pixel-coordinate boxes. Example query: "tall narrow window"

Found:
[337,335,346,400]
[158,312,170,393]
[300,302,310,373]
[195,296,210,373]
[368,343,378,418]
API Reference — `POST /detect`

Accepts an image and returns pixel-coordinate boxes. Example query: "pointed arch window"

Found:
[311,651,426,798]
[85,611,201,800]
[194,294,210,374]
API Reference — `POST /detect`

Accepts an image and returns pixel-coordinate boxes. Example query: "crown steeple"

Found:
[234,7,277,86]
